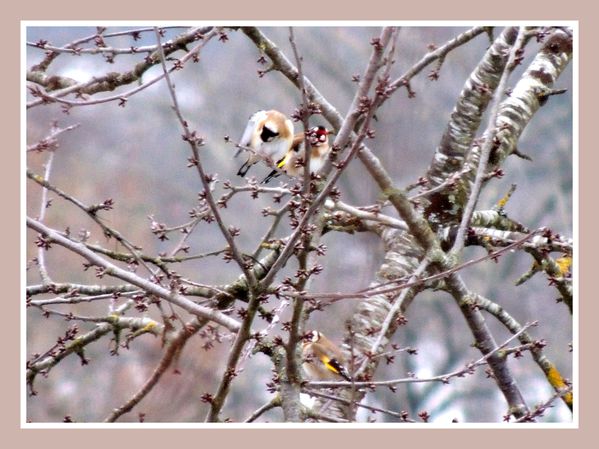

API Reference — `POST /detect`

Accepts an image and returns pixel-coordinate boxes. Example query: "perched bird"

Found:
[261,126,332,184]
[302,330,351,382]
[236,110,294,177]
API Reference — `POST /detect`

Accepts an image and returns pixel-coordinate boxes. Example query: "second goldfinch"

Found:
[261,126,331,184]
[302,330,351,382]
[236,110,294,177]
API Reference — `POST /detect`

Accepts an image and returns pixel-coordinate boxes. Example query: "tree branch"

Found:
[27,217,241,332]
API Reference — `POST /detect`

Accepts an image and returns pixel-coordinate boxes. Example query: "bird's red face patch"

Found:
[307,127,328,146]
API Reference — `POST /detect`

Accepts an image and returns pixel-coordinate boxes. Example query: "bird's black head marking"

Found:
[260,125,279,142]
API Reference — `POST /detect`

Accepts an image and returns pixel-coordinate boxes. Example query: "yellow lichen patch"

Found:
[105,313,122,325]
[497,196,508,209]
[142,321,158,333]
[68,336,85,349]
[555,256,572,276]
[496,184,516,210]
[547,364,573,407]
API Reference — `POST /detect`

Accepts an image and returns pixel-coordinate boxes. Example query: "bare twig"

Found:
[310,321,536,388]
[325,199,407,230]
[256,27,397,290]
[450,27,529,256]
[252,203,291,260]
[27,122,80,153]
[361,259,430,374]
[288,27,312,194]
[283,27,314,419]
[279,229,542,302]
[26,301,145,394]
[35,149,54,284]
[28,290,141,307]
[105,318,204,422]
[244,396,281,423]
[27,27,216,109]
[153,27,258,290]
[27,217,241,332]
[154,27,264,421]
[513,385,573,423]
[302,389,415,422]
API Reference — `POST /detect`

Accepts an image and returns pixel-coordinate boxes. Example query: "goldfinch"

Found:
[302,330,351,382]
[261,126,331,184]
[236,110,294,177]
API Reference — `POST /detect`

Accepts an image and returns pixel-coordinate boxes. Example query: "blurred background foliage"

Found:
[26,25,573,423]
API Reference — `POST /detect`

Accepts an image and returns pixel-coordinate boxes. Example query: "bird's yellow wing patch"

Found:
[322,356,341,374]
[277,152,291,169]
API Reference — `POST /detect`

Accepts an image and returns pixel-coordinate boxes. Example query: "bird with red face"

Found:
[261,126,332,184]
